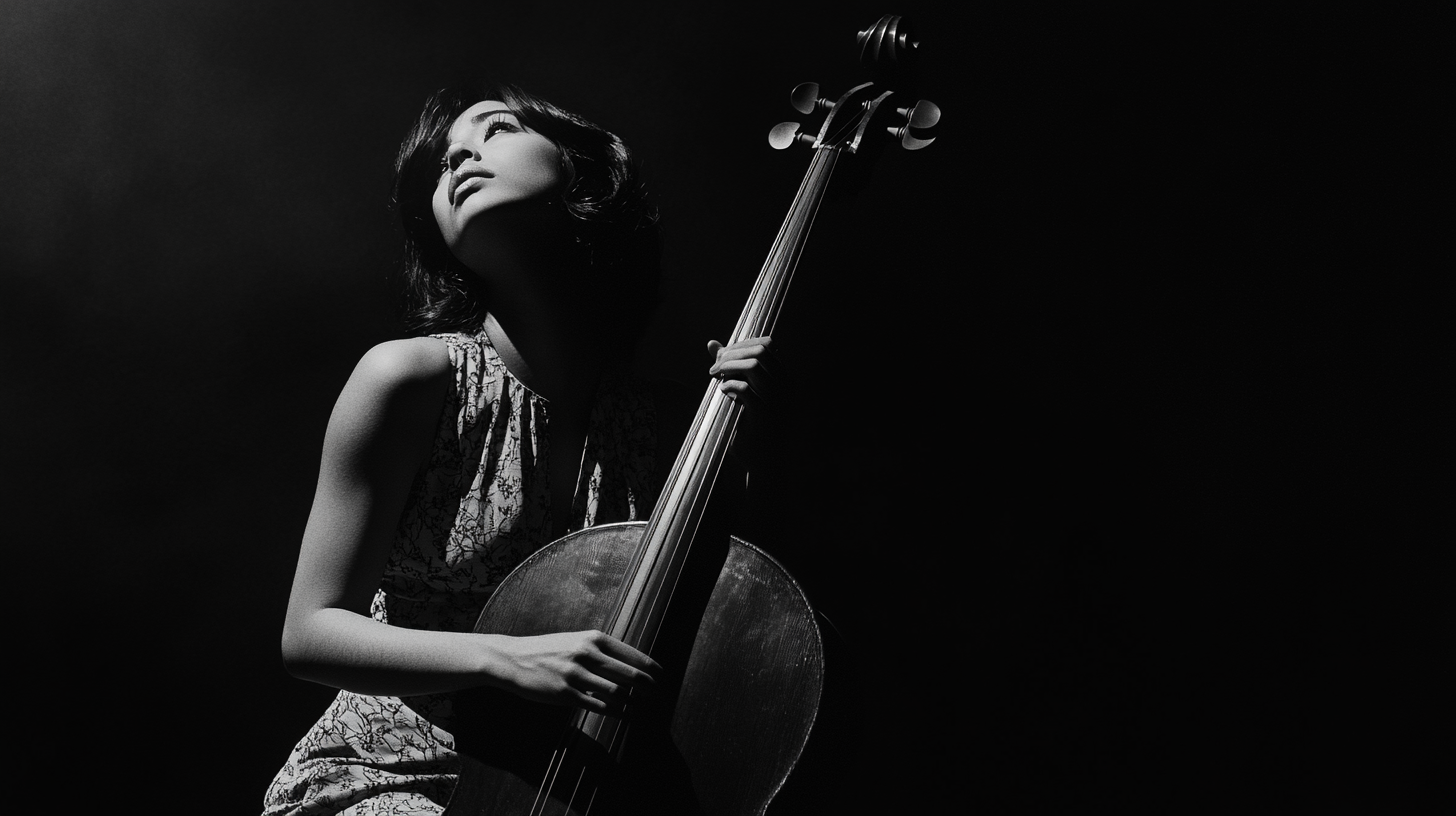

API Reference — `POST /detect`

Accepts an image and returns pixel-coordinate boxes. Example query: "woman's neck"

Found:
[478,259,609,406]
[481,309,595,403]
[459,205,620,404]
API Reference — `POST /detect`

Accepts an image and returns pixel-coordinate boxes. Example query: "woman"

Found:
[263,81,774,815]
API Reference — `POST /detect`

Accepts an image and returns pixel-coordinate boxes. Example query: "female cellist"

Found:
[262,80,775,816]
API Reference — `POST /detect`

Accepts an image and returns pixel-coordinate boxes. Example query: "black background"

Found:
[2,1,1438,812]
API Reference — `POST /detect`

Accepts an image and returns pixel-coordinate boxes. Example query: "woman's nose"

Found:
[445,141,478,171]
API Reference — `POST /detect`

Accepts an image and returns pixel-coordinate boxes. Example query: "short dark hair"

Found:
[392,81,661,335]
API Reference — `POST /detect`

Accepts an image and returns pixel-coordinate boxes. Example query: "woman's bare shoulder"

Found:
[316,337,454,463]
[323,337,454,433]
[352,336,453,388]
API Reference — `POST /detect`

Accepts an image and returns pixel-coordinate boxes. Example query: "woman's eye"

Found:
[483,120,518,138]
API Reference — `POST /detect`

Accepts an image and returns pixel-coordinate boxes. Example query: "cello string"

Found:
[618,144,838,666]
[623,147,840,666]
[645,149,835,625]
[739,147,838,342]
[759,149,831,335]
[535,709,597,815]
[607,263,758,636]
[605,384,716,636]
[639,144,843,658]
[762,147,838,337]
[729,145,831,344]
[532,738,570,816]
[561,761,589,816]
[639,394,740,660]
[593,135,844,770]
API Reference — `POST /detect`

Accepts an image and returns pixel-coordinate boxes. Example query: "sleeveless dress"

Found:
[262,329,660,816]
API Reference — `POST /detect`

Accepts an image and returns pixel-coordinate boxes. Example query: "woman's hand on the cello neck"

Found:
[486,630,662,715]
[708,336,787,478]
[707,336,782,409]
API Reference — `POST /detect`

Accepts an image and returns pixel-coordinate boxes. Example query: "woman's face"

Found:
[432,100,573,265]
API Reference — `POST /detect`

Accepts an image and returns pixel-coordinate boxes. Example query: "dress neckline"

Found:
[478,312,547,401]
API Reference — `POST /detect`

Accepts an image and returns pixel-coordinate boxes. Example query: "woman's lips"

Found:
[452,175,487,204]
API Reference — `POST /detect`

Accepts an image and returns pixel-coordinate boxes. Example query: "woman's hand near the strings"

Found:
[706,335,787,475]
[481,630,661,714]
[707,336,781,408]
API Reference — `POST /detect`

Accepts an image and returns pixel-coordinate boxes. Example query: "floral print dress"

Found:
[262,329,659,816]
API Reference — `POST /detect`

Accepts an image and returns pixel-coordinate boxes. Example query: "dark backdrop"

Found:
[2,1,1436,812]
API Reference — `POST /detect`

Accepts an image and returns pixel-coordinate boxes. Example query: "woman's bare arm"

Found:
[279,337,658,711]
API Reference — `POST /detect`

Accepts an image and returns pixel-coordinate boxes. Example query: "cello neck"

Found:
[606,145,843,652]
[730,145,841,344]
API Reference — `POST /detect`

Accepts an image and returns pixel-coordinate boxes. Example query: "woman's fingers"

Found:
[568,631,659,693]
[497,630,662,712]
[586,635,661,688]
[707,336,777,404]
[708,336,774,368]
[571,634,660,713]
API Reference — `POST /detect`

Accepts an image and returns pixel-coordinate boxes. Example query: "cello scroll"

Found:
[769,15,942,153]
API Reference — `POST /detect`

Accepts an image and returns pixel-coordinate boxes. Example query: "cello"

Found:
[443,15,942,815]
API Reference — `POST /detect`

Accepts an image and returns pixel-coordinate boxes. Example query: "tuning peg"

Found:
[886,125,936,150]
[769,122,815,149]
[789,82,831,115]
[896,100,941,130]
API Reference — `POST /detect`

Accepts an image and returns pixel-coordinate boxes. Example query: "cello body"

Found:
[444,523,824,815]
